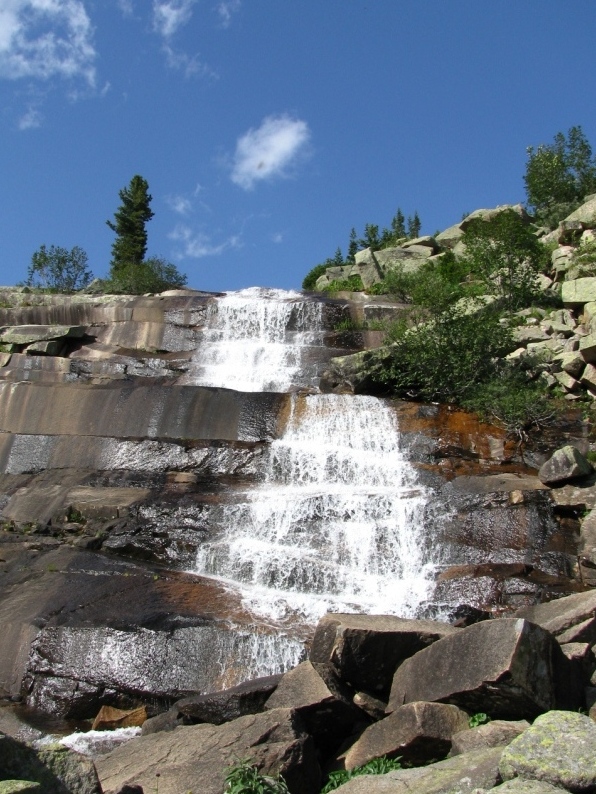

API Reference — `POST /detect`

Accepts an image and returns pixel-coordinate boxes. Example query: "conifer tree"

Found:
[391,208,406,239]
[407,211,421,239]
[347,228,359,263]
[107,175,154,274]
[333,247,344,266]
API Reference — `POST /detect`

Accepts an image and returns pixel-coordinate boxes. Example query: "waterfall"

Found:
[179,287,327,392]
[196,393,436,624]
[189,288,438,627]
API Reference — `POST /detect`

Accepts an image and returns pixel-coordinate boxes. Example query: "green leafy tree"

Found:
[459,209,547,309]
[524,126,596,227]
[107,175,154,274]
[26,244,93,292]
[106,256,187,294]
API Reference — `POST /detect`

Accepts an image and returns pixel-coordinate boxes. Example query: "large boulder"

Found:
[514,589,596,644]
[387,618,580,718]
[329,746,502,794]
[499,710,596,791]
[309,614,458,698]
[0,733,101,794]
[449,719,529,755]
[564,195,596,227]
[562,277,596,307]
[538,445,592,485]
[264,661,366,755]
[95,708,320,794]
[341,701,469,770]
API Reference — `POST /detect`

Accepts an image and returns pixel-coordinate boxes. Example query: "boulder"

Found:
[328,746,502,794]
[459,204,531,230]
[552,350,585,378]
[0,733,101,794]
[490,782,571,794]
[499,710,596,791]
[435,223,465,250]
[173,674,281,725]
[580,333,596,363]
[449,719,529,755]
[92,706,147,731]
[538,445,592,485]
[0,326,86,346]
[514,589,596,644]
[309,613,458,698]
[265,661,366,755]
[0,784,41,793]
[387,618,579,718]
[353,248,383,288]
[341,701,469,770]
[95,708,320,794]
[564,195,596,227]
[562,278,596,307]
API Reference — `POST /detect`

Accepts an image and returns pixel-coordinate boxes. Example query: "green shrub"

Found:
[321,756,403,793]
[375,304,514,403]
[321,275,364,293]
[468,713,491,728]
[224,759,289,793]
[302,263,330,290]
[462,364,561,441]
[459,210,548,310]
[104,256,187,294]
[26,244,93,292]
[524,126,596,227]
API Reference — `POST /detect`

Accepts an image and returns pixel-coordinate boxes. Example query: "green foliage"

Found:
[376,304,514,403]
[462,363,561,440]
[105,256,187,294]
[302,262,331,290]
[459,210,548,309]
[407,211,421,239]
[26,244,93,292]
[524,126,596,227]
[321,274,365,293]
[224,759,289,793]
[569,239,596,278]
[347,227,359,263]
[468,713,491,728]
[107,174,155,274]
[321,756,403,793]
[359,223,381,251]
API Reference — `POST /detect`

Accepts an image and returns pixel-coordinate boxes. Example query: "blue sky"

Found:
[1,1,595,293]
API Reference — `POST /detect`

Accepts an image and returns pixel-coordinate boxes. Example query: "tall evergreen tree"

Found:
[107,175,154,274]
[391,208,406,239]
[407,211,421,239]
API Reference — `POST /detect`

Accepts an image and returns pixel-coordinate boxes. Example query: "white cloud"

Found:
[216,0,240,28]
[116,0,134,15]
[231,114,311,190]
[18,105,42,129]
[169,224,241,258]
[0,0,96,85]
[166,194,193,215]
[271,232,283,244]
[152,0,197,39]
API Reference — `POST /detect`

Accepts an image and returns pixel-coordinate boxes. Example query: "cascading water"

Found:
[190,287,439,628]
[179,287,328,392]
[196,393,437,624]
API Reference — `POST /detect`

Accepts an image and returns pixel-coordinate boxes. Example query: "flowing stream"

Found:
[190,288,438,625]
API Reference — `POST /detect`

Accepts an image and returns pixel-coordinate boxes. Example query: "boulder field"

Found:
[3,599,596,793]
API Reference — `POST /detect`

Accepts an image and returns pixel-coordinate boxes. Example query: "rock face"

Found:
[388,618,578,718]
[514,589,596,644]
[499,711,596,791]
[450,719,530,755]
[95,708,321,794]
[538,445,593,485]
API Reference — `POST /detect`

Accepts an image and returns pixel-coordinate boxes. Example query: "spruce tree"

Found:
[347,228,359,263]
[407,211,421,239]
[107,175,154,274]
[391,208,406,239]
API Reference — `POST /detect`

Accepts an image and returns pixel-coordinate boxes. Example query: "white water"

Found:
[195,392,437,623]
[179,287,327,392]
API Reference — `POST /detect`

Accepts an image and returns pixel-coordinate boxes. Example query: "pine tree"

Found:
[407,211,421,239]
[107,175,154,274]
[391,208,406,239]
[347,228,359,263]
[333,247,344,266]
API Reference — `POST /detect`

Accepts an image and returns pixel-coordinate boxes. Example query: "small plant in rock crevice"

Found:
[320,756,403,793]
[224,759,289,793]
[468,712,491,728]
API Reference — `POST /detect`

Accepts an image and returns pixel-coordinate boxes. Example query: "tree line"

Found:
[25,175,187,294]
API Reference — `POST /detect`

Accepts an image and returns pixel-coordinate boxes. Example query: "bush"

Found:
[321,274,364,293]
[104,256,187,294]
[302,262,330,290]
[524,126,596,227]
[375,304,514,403]
[462,364,561,441]
[26,244,93,292]
[458,210,548,310]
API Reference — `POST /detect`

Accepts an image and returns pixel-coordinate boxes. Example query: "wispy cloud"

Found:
[116,0,134,15]
[166,194,193,215]
[18,105,42,130]
[152,0,197,39]
[231,114,311,191]
[170,224,241,258]
[216,0,240,28]
[0,1,96,85]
